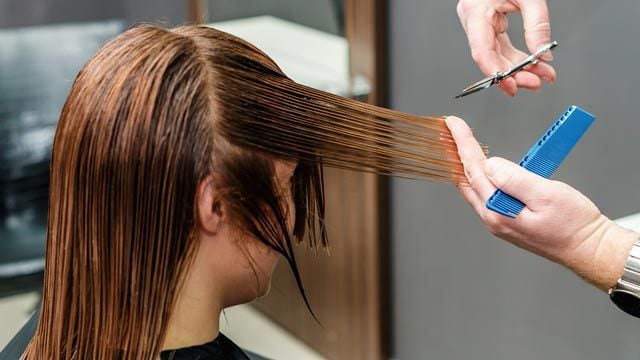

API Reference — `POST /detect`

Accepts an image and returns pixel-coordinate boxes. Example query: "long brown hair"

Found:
[24,25,465,359]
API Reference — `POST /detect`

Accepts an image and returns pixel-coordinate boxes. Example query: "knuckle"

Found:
[470,49,484,62]
[468,173,483,190]
[456,0,470,15]
[527,20,551,34]
[456,1,465,17]
[463,162,485,191]
[483,213,506,234]
[497,14,509,32]
[492,164,514,188]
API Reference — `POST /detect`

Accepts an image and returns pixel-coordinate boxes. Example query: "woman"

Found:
[24,25,320,359]
[21,25,462,359]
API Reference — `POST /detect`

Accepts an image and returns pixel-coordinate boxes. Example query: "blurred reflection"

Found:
[0,2,348,299]
[0,21,124,295]
[204,0,345,36]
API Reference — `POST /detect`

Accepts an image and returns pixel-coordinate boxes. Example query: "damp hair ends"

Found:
[23,24,472,359]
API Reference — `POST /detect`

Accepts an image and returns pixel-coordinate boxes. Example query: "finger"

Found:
[497,38,539,91]
[492,35,523,96]
[445,116,496,200]
[516,0,552,60]
[497,77,518,97]
[457,182,487,215]
[496,34,557,89]
[483,157,554,205]
[526,61,557,84]
[512,71,542,91]
[494,12,509,35]
[465,14,503,76]
[464,16,519,96]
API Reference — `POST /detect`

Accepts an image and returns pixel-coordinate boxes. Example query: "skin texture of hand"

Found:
[457,0,557,96]
[446,116,639,291]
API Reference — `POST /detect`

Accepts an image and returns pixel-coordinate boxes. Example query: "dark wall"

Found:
[390,1,640,359]
[0,0,124,28]
[0,0,186,29]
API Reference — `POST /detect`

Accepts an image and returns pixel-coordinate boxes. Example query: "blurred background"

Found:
[2,0,640,359]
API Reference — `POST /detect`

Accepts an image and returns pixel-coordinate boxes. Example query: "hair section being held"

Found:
[194,25,468,182]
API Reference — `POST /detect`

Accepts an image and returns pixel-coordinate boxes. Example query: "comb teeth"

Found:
[487,190,525,218]
[486,105,595,218]
[522,155,558,178]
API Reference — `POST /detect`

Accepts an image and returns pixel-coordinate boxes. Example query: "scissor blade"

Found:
[455,76,495,99]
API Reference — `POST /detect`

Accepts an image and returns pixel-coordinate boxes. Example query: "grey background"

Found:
[389,1,640,359]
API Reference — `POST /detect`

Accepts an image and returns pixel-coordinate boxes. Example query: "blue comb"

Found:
[486,106,596,218]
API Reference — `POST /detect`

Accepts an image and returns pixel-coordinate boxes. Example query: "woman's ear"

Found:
[197,175,224,235]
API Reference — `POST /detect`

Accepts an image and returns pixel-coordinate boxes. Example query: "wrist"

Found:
[567,217,639,291]
[595,223,639,291]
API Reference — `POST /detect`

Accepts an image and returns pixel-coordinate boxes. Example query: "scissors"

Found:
[455,41,558,99]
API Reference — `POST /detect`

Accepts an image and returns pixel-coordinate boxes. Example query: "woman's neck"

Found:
[161,258,224,351]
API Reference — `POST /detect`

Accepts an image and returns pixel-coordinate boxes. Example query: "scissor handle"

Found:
[495,58,533,82]
[495,41,558,83]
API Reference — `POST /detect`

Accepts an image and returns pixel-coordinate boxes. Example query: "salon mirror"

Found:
[193,0,366,99]
[0,21,125,297]
[203,0,344,35]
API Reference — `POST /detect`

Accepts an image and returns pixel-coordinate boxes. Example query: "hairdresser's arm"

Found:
[456,0,556,96]
[445,116,639,291]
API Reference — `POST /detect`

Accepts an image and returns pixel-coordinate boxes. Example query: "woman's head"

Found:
[28,25,324,359]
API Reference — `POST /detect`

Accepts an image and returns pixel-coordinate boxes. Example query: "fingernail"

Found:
[541,53,553,61]
[446,116,464,130]
[541,76,554,84]
[444,116,453,125]
[444,116,455,130]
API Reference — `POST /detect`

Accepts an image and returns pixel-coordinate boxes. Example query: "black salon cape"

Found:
[0,310,269,360]
[160,333,250,360]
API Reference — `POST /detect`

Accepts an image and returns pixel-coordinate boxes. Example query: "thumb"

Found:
[518,0,553,61]
[484,157,551,203]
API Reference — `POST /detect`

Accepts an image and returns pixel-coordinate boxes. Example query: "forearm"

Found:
[566,218,639,292]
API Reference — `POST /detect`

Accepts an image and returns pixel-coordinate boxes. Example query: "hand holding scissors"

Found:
[456,41,558,99]
[457,0,557,96]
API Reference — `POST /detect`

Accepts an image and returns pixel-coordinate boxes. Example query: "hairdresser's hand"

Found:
[446,116,639,291]
[457,0,557,96]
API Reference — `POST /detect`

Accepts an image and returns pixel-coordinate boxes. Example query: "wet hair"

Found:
[23,25,465,359]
